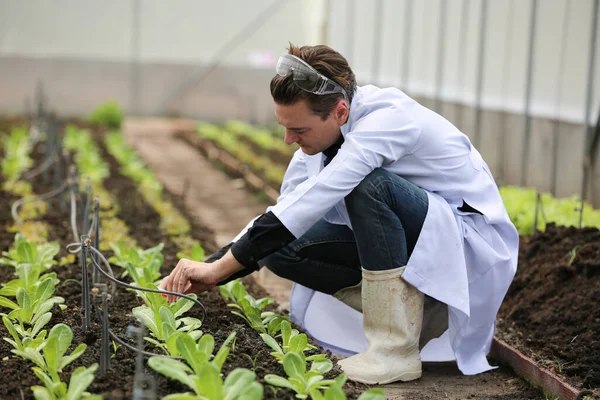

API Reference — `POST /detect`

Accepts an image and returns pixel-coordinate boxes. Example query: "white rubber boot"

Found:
[333,281,362,312]
[337,266,424,384]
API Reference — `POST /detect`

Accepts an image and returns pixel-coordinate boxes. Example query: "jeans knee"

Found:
[345,168,391,210]
[260,249,295,280]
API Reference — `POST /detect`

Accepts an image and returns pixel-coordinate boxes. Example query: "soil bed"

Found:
[497,223,600,397]
[0,119,369,399]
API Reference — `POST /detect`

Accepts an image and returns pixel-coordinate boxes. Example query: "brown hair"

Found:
[270,43,357,120]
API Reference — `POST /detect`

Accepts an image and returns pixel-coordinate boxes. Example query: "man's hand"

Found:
[160,250,245,303]
[160,259,220,303]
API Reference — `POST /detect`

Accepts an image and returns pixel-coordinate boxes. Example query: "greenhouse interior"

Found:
[0,1,599,399]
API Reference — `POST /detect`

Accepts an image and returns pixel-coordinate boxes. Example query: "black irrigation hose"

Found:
[11,179,70,224]
[78,244,206,360]
[20,151,58,181]
[66,242,207,324]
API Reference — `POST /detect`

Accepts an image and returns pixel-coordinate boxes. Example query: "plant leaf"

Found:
[132,306,159,338]
[148,357,195,390]
[66,364,98,400]
[59,343,87,370]
[264,374,296,391]
[176,333,205,374]
[223,368,256,400]
[283,352,306,381]
[195,363,223,400]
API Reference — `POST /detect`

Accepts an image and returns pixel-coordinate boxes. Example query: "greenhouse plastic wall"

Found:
[0,0,599,206]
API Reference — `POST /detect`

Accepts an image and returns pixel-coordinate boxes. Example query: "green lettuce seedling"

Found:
[2,315,47,353]
[148,331,263,399]
[132,303,203,355]
[31,363,101,400]
[109,241,164,284]
[1,278,64,337]
[12,324,87,383]
[260,320,327,366]
[265,352,336,399]
[219,279,288,335]
[0,235,60,296]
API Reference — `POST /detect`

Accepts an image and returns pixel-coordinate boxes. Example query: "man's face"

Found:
[274,99,348,155]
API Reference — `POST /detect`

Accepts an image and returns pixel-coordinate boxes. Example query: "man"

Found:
[161,44,519,384]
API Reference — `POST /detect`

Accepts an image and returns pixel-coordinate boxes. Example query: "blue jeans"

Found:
[260,168,429,295]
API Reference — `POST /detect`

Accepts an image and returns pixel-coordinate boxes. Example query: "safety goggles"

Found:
[276,53,348,101]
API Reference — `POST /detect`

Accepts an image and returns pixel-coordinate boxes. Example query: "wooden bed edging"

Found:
[490,337,594,400]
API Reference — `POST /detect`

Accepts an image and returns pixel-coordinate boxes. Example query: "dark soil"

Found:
[0,119,369,399]
[497,223,600,396]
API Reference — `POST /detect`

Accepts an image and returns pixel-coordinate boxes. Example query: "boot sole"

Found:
[349,371,422,385]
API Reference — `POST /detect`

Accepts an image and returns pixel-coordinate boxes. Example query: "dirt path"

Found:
[122,118,544,400]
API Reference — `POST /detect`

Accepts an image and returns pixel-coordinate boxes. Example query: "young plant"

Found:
[176,245,206,262]
[109,241,164,284]
[260,320,326,366]
[264,352,336,399]
[308,374,387,400]
[0,234,60,295]
[148,331,263,399]
[0,277,64,337]
[12,324,87,382]
[32,363,101,400]
[219,279,288,335]
[131,293,203,354]
[2,315,47,353]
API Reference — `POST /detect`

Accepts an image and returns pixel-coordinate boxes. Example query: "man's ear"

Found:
[335,100,349,125]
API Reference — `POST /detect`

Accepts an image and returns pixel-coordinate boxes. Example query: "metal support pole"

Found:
[81,235,91,332]
[128,324,157,400]
[94,283,110,375]
[346,0,355,63]
[130,0,141,115]
[93,198,100,285]
[579,0,599,226]
[83,182,92,236]
[401,0,414,93]
[372,0,384,84]
[434,0,448,114]
[550,0,572,196]
[455,0,470,130]
[473,0,489,148]
[520,0,538,187]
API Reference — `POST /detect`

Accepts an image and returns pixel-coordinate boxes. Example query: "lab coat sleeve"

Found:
[271,109,421,238]
[230,149,309,242]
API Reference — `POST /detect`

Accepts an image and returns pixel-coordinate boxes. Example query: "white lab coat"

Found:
[233,85,519,375]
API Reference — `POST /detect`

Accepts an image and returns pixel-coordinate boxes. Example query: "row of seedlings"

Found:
[195,123,287,190]
[1,120,108,398]
[103,130,205,258]
[218,279,386,400]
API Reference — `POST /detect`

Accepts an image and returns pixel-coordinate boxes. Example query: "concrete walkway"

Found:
[122,118,543,400]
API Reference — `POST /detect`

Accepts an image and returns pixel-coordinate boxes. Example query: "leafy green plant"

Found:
[108,241,164,284]
[131,291,203,354]
[500,186,600,235]
[0,278,64,337]
[308,374,386,400]
[12,324,87,382]
[219,279,288,335]
[2,315,47,353]
[264,352,336,399]
[1,126,33,184]
[0,234,60,296]
[87,100,124,129]
[32,363,101,400]
[177,245,205,262]
[260,320,327,367]
[148,331,263,399]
